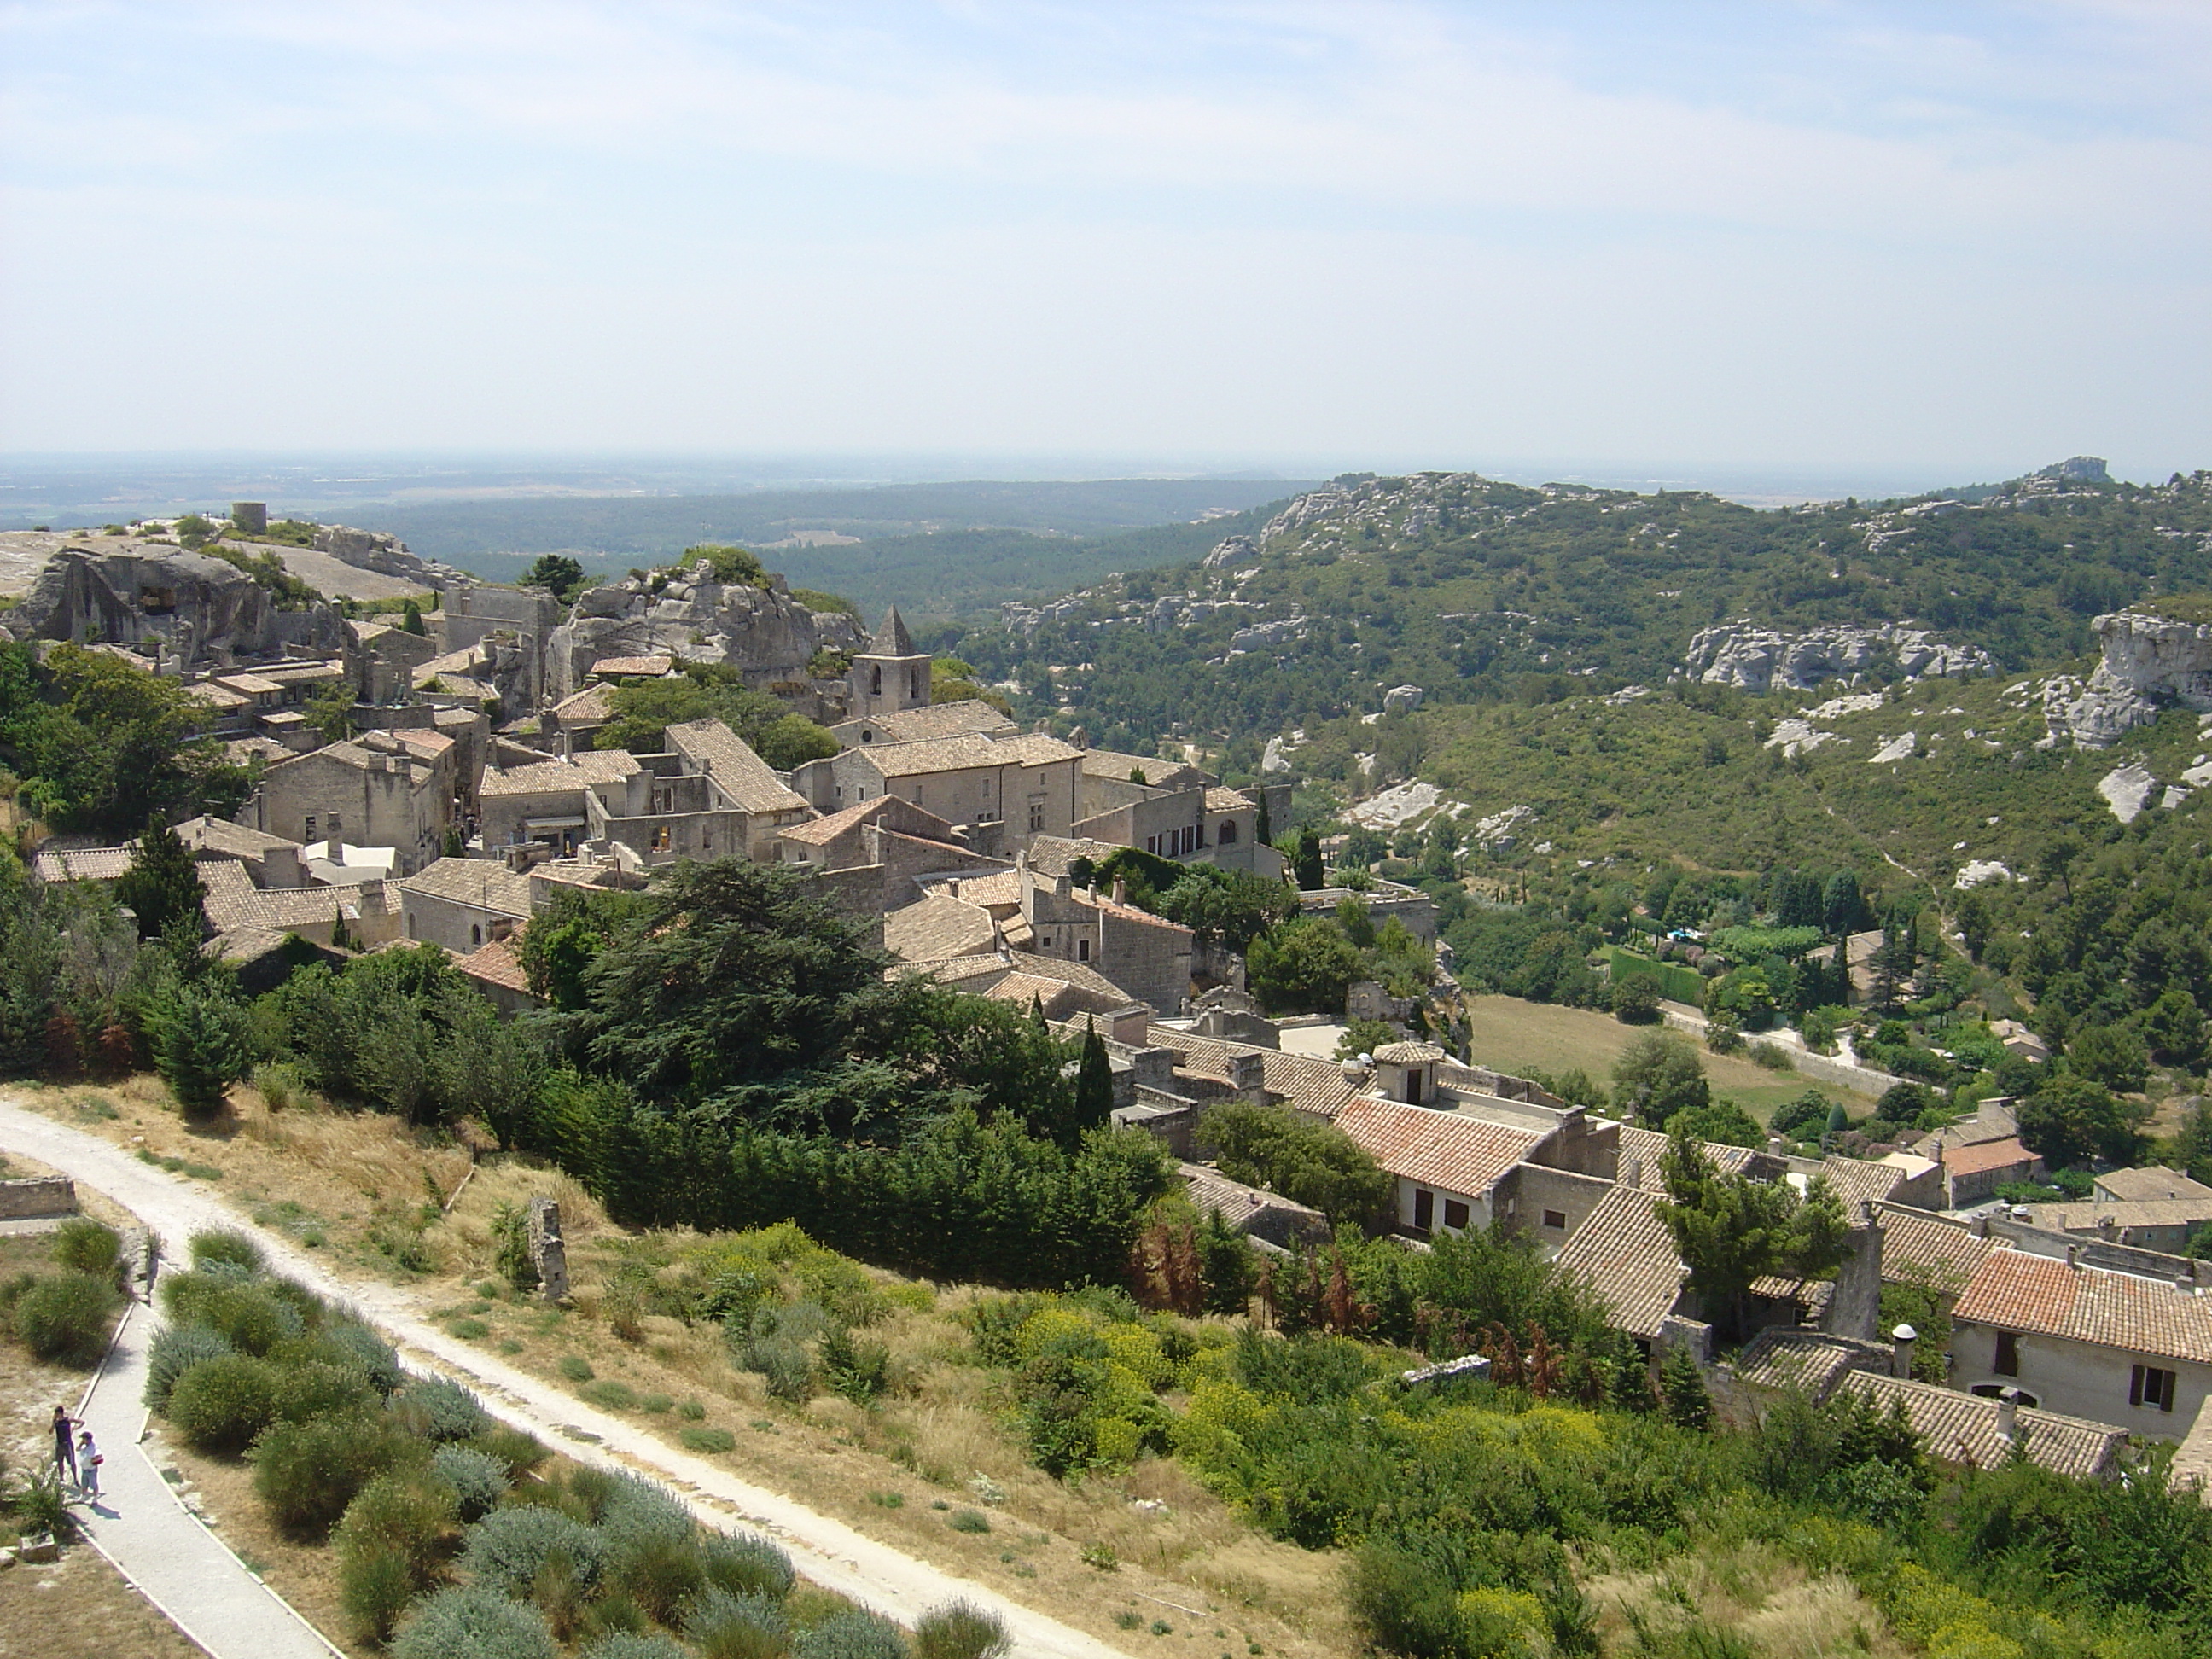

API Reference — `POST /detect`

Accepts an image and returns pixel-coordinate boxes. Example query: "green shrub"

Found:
[388,1375,489,1441]
[822,1326,893,1406]
[560,1353,594,1382]
[913,1600,1011,1659]
[303,1320,404,1393]
[271,1359,378,1423]
[52,1218,121,1278]
[584,1636,690,1659]
[143,1322,233,1411]
[189,1229,265,1272]
[12,1271,119,1365]
[433,1442,510,1520]
[948,1510,991,1534]
[166,1352,279,1452]
[685,1588,789,1659]
[251,1410,419,1537]
[160,1273,303,1355]
[335,1542,414,1647]
[582,1378,639,1411]
[701,1530,795,1600]
[795,1610,910,1659]
[393,1585,557,1659]
[608,1530,705,1624]
[336,1470,458,1573]
[462,1503,607,1596]
[683,1426,737,1454]
[472,1422,550,1476]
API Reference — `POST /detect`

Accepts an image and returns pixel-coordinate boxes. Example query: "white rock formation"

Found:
[1870,732,1918,765]
[1201,533,1259,569]
[1469,804,1533,850]
[1348,779,1442,830]
[1685,620,1993,692]
[545,561,865,699]
[1260,736,1294,775]
[2098,762,2161,823]
[1954,861,2017,889]
[1764,719,1839,758]
[2046,611,2212,748]
[1383,684,1425,713]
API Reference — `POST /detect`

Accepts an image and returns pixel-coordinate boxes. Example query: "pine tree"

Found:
[114,817,206,940]
[1074,1020,1115,1135]
[1294,830,1324,891]
[148,985,248,1120]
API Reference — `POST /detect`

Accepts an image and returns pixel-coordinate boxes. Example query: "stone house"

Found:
[660,719,815,861]
[399,857,535,954]
[1067,750,1281,879]
[479,750,646,859]
[797,731,1082,856]
[842,606,933,722]
[174,814,308,888]
[348,620,441,705]
[237,731,454,876]
[1012,863,1193,1014]
[2023,1198,2212,1255]
[1941,1137,2046,1208]
[831,698,1016,749]
[1947,1245,2212,1437]
[456,933,539,1017]
[1333,1094,1551,1237]
[2093,1167,2212,1206]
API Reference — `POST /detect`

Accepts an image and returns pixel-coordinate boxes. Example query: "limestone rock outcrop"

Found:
[545,559,869,699]
[1684,620,1994,692]
[307,525,470,591]
[2046,610,2212,748]
[6,539,277,661]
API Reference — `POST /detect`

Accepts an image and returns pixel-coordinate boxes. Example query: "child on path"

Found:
[51,1405,77,1484]
[76,1429,102,1499]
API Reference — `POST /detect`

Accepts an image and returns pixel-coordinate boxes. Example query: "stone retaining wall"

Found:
[0,1175,77,1220]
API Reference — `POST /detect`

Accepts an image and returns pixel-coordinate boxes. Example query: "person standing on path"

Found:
[76,1429,102,1498]
[52,1404,78,1484]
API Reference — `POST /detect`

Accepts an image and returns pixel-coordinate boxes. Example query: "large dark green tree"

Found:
[1657,1131,1848,1340]
[114,818,206,940]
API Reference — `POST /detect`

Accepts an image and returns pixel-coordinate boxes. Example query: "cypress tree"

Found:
[401,599,427,636]
[114,817,205,940]
[1294,830,1324,891]
[1074,1020,1115,1135]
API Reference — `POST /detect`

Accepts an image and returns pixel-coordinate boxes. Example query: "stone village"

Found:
[13,509,2212,1492]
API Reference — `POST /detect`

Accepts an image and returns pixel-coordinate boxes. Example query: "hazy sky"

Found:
[3,2,2207,479]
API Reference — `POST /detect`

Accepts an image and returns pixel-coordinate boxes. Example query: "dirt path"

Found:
[0,1099,1135,1659]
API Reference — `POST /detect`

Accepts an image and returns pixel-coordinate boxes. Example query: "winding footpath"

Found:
[1,1097,1132,1659]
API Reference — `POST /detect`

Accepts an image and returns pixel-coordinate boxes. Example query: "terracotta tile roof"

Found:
[1943,1137,2041,1178]
[895,953,1014,988]
[1555,1183,1682,1339]
[388,729,455,760]
[1204,785,1256,814]
[1833,1371,2127,1479]
[666,719,811,815]
[2095,1167,2212,1204]
[265,738,434,785]
[175,815,302,859]
[1022,835,1129,877]
[981,973,1086,1019]
[1812,1156,1912,1209]
[882,892,998,963]
[1082,891,1194,936]
[1733,1329,1877,1397]
[456,933,533,995]
[398,858,534,917]
[479,751,642,797]
[841,701,1016,744]
[858,731,1081,779]
[1005,952,1140,1003]
[588,655,674,678]
[1142,1027,1359,1118]
[779,797,889,846]
[1373,1041,1447,1064]
[204,876,393,935]
[1178,1162,1327,1235]
[1614,1123,1762,1190]
[946,870,1022,911]
[549,684,613,724]
[1334,1096,1547,1199]
[32,847,135,882]
[1873,1203,1994,1289]
[1950,1247,2212,1366]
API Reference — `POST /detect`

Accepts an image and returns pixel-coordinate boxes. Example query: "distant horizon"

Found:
[0,447,2166,529]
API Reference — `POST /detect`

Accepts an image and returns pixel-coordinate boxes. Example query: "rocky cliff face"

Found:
[6,540,280,663]
[545,560,869,699]
[2046,610,2212,748]
[1684,620,1994,692]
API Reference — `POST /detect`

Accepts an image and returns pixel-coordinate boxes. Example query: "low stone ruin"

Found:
[526,1196,569,1303]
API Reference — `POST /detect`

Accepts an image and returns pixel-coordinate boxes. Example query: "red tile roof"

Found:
[1950,1247,2212,1366]
[1943,1138,2040,1178]
[1334,1097,1546,1200]
[1555,1183,1682,1338]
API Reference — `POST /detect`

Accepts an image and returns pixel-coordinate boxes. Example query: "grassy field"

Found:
[1463,995,1878,1123]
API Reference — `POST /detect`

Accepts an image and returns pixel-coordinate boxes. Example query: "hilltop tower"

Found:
[847,605,931,719]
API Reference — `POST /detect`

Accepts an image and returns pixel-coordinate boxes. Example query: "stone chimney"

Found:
[1112,876,1128,905]
[1227,1051,1266,1105]
[1994,1387,2023,1443]
[1890,1322,1918,1378]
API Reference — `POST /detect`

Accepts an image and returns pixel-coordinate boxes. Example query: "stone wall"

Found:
[0,1176,76,1220]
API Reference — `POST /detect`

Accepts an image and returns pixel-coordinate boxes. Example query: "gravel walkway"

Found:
[2,1098,1134,1659]
[70,1297,341,1658]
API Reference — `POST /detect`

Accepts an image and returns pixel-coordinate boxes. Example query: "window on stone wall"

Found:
[1220,820,1238,844]
[1442,1199,1470,1231]
[1412,1188,1434,1231]
[1543,1208,1568,1230]
[2131,1364,2177,1412]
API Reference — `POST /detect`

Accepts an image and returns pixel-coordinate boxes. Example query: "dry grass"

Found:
[12,1079,1347,1658]
[1461,996,1877,1121]
[0,1528,202,1659]
[1589,1544,1904,1659]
